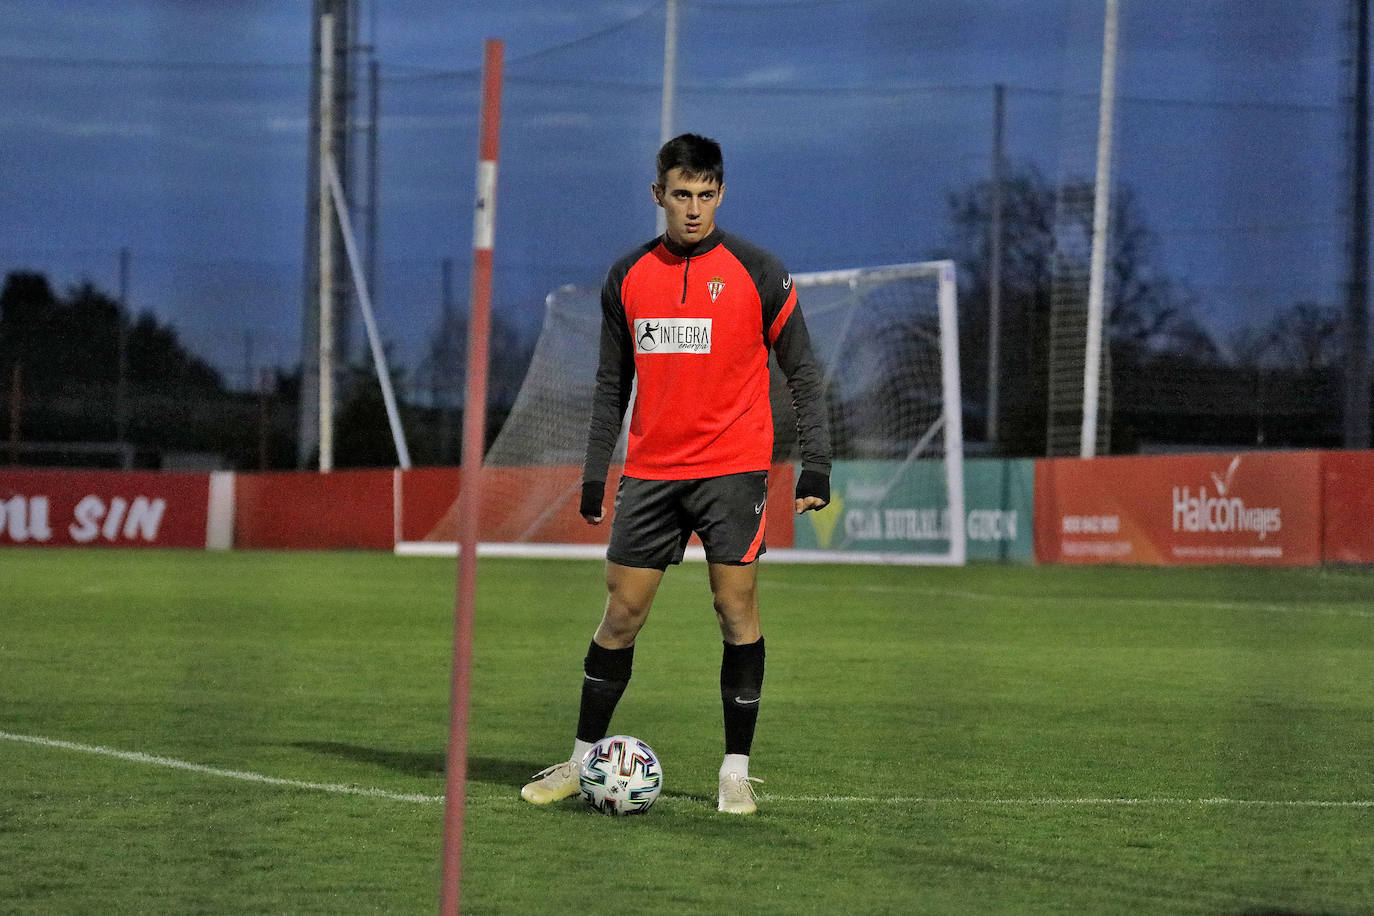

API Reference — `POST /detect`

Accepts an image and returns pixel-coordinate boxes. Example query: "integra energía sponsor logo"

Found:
[634,317,711,354]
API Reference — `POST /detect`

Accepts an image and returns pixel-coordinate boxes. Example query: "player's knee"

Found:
[711,583,756,619]
[599,595,651,646]
[713,599,757,638]
[596,615,639,647]
[605,571,656,614]
[605,591,651,626]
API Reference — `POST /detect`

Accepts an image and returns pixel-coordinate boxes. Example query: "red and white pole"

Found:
[441,37,503,916]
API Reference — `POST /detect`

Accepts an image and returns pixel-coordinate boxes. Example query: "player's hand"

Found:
[580,480,605,526]
[793,468,830,514]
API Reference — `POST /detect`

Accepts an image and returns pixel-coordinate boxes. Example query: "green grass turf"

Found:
[1,549,1372,914]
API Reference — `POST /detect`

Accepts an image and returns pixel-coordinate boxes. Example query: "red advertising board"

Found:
[1323,451,1374,564]
[416,464,617,545]
[1035,451,1322,566]
[234,469,396,550]
[398,467,461,542]
[0,469,210,548]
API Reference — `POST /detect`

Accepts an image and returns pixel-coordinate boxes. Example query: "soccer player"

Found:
[520,133,831,815]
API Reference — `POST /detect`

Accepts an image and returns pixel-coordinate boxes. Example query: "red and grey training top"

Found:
[584,227,831,484]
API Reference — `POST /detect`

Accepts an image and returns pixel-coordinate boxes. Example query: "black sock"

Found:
[720,637,765,757]
[575,640,633,743]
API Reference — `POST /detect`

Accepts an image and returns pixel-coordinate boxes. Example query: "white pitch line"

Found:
[765,581,1374,620]
[0,730,444,805]
[4,731,1371,810]
[762,795,1374,808]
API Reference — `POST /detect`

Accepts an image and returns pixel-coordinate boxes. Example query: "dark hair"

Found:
[655,133,724,187]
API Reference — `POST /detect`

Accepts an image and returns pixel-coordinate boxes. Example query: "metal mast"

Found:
[1346,0,1371,448]
[656,0,679,237]
[298,0,358,468]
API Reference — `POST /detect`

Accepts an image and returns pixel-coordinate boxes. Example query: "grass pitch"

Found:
[1,549,1372,914]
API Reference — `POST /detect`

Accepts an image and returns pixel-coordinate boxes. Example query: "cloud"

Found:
[267,116,308,135]
[521,111,594,130]
[0,114,160,140]
[726,64,802,88]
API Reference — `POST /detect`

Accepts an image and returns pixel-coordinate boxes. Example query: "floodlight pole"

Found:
[656,0,678,237]
[1345,0,1371,448]
[440,37,503,916]
[986,84,1005,448]
[1080,0,1118,458]
[318,12,336,472]
[115,247,131,446]
[7,363,20,465]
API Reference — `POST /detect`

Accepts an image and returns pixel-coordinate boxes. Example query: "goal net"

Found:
[398,259,964,565]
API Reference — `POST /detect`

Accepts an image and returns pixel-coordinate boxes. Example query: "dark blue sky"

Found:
[0,1,1352,388]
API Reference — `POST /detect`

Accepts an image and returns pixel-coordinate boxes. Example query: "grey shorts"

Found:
[607,471,769,569]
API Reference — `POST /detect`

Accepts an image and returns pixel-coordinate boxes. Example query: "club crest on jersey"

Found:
[634,317,712,354]
[707,276,726,302]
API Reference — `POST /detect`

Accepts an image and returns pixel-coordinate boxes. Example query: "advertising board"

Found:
[792,459,1033,562]
[0,469,212,548]
[1034,452,1322,566]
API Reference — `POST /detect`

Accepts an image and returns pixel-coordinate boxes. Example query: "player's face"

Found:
[653,168,723,248]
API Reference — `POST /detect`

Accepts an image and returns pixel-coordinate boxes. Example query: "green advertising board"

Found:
[793,458,1033,562]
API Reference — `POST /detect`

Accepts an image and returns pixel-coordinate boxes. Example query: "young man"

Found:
[521,133,831,814]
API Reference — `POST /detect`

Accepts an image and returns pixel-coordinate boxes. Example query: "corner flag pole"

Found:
[440,37,503,916]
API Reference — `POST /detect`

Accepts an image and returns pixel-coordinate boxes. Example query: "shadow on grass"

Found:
[291,741,536,786]
[288,741,707,801]
[289,741,446,777]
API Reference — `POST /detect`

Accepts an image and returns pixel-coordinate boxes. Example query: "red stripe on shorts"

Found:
[741,507,767,563]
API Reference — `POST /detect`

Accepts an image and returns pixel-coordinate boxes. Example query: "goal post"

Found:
[776,260,965,565]
[397,259,965,566]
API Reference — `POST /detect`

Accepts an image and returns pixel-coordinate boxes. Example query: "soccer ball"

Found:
[577,735,663,815]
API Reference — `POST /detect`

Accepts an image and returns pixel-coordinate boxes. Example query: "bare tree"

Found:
[943,163,1215,453]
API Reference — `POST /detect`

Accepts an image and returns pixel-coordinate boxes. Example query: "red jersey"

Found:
[584,229,830,482]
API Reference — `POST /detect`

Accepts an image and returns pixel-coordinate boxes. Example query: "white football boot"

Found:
[717,771,763,815]
[520,759,580,805]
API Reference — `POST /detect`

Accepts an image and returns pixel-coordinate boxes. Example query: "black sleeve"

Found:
[771,303,832,476]
[582,266,634,486]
